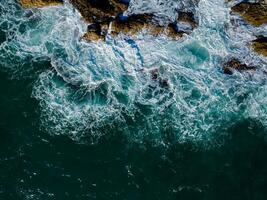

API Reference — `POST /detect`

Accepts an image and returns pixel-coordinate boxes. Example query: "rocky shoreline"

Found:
[223,0,267,74]
[20,0,199,40]
[19,0,267,75]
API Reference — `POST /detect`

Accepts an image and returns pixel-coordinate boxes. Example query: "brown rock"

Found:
[252,36,267,57]
[223,58,255,75]
[178,11,198,28]
[20,0,63,8]
[231,2,267,26]
[70,0,128,23]
[111,13,157,36]
[71,0,199,41]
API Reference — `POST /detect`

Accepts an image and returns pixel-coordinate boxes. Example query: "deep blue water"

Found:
[1,0,267,199]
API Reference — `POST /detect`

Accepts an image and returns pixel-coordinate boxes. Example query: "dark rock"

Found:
[223,58,256,75]
[70,0,128,23]
[149,68,169,88]
[252,35,267,57]
[167,11,198,38]
[231,1,267,26]
[119,0,131,6]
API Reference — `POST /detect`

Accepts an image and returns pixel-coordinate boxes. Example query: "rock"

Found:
[231,1,267,26]
[70,0,198,41]
[223,58,255,75]
[111,13,161,36]
[177,11,198,28]
[20,0,199,41]
[83,23,105,41]
[82,31,105,41]
[252,36,267,57]
[70,0,128,23]
[167,12,197,38]
[20,0,63,8]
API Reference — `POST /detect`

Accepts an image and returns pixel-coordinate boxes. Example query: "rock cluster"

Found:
[223,0,267,74]
[71,0,198,41]
[19,0,198,41]
[230,0,267,57]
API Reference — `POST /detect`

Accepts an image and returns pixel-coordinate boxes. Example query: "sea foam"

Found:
[0,0,267,145]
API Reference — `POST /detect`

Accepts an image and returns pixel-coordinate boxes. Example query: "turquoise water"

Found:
[1,0,267,199]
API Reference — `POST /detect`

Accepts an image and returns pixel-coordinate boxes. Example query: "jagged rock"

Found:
[167,12,197,39]
[20,0,63,8]
[20,0,199,41]
[223,58,255,75]
[252,36,267,57]
[82,23,106,41]
[70,0,128,23]
[111,13,168,37]
[70,0,198,41]
[231,1,267,26]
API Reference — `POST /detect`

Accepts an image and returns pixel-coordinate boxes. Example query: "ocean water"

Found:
[1,0,267,199]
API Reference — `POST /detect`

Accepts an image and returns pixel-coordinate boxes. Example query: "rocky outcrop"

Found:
[231,1,267,26]
[19,0,198,41]
[223,58,256,75]
[83,11,198,41]
[20,0,63,8]
[229,1,267,57]
[70,0,128,23]
[70,0,198,41]
[252,36,267,57]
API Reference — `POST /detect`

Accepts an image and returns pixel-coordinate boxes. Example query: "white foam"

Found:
[0,0,267,145]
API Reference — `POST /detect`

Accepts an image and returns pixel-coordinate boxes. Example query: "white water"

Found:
[0,0,267,145]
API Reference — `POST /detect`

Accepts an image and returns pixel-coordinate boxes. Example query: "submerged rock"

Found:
[20,0,63,8]
[252,36,267,57]
[223,58,256,75]
[149,68,170,88]
[231,1,267,26]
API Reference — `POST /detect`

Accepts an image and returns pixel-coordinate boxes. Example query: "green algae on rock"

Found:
[231,1,267,26]
[20,0,63,8]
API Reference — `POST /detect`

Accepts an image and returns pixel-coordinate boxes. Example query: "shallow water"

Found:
[0,0,267,199]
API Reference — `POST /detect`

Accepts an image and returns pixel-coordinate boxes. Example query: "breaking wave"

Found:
[0,0,267,145]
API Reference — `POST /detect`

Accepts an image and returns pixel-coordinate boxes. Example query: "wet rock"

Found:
[82,23,106,41]
[252,36,267,57]
[21,0,198,41]
[111,11,198,39]
[231,1,267,26]
[20,0,63,8]
[70,0,198,41]
[167,12,197,38]
[223,58,255,75]
[70,0,128,23]
[111,13,160,36]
